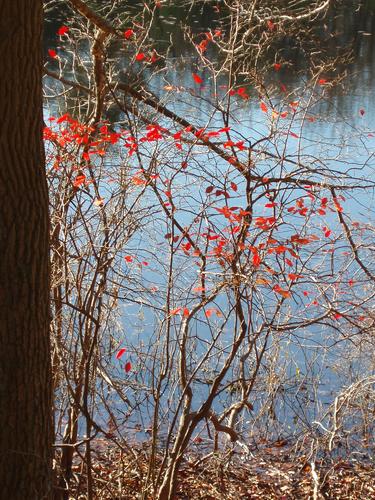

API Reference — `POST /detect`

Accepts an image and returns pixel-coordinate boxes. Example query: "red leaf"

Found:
[124,255,133,262]
[197,39,208,53]
[73,174,86,188]
[125,362,132,373]
[230,181,238,192]
[260,102,268,113]
[192,73,203,84]
[206,186,214,194]
[124,29,134,39]
[237,87,246,95]
[150,50,158,63]
[57,26,69,36]
[183,308,189,317]
[135,52,146,61]
[274,63,281,71]
[360,108,365,116]
[116,348,126,359]
[48,49,57,59]
[205,308,214,318]
[318,78,327,85]
[252,253,261,267]
[56,113,70,124]
[274,245,287,254]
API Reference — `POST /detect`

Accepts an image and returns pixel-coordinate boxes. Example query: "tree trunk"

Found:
[0,1,53,498]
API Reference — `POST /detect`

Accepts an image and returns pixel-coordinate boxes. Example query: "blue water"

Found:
[44,2,375,452]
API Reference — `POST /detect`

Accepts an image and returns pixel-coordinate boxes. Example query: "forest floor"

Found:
[68,439,375,499]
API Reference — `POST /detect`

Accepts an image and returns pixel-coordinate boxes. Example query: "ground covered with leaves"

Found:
[67,439,375,499]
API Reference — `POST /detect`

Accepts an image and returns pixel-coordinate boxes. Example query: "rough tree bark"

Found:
[0,1,53,498]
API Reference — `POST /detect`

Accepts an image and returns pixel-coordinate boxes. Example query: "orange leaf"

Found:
[273,285,291,298]
[288,273,300,281]
[73,174,86,188]
[255,278,270,285]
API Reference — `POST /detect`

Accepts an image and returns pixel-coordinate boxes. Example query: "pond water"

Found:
[44,1,375,450]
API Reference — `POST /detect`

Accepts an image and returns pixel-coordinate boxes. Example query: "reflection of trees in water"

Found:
[44,1,375,94]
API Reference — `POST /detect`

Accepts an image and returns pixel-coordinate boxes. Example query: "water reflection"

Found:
[44,1,375,446]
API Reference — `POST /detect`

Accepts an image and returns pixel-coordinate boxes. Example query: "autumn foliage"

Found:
[44,1,375,498]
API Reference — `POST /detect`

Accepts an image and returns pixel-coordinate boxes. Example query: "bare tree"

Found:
[42,1,375,498]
